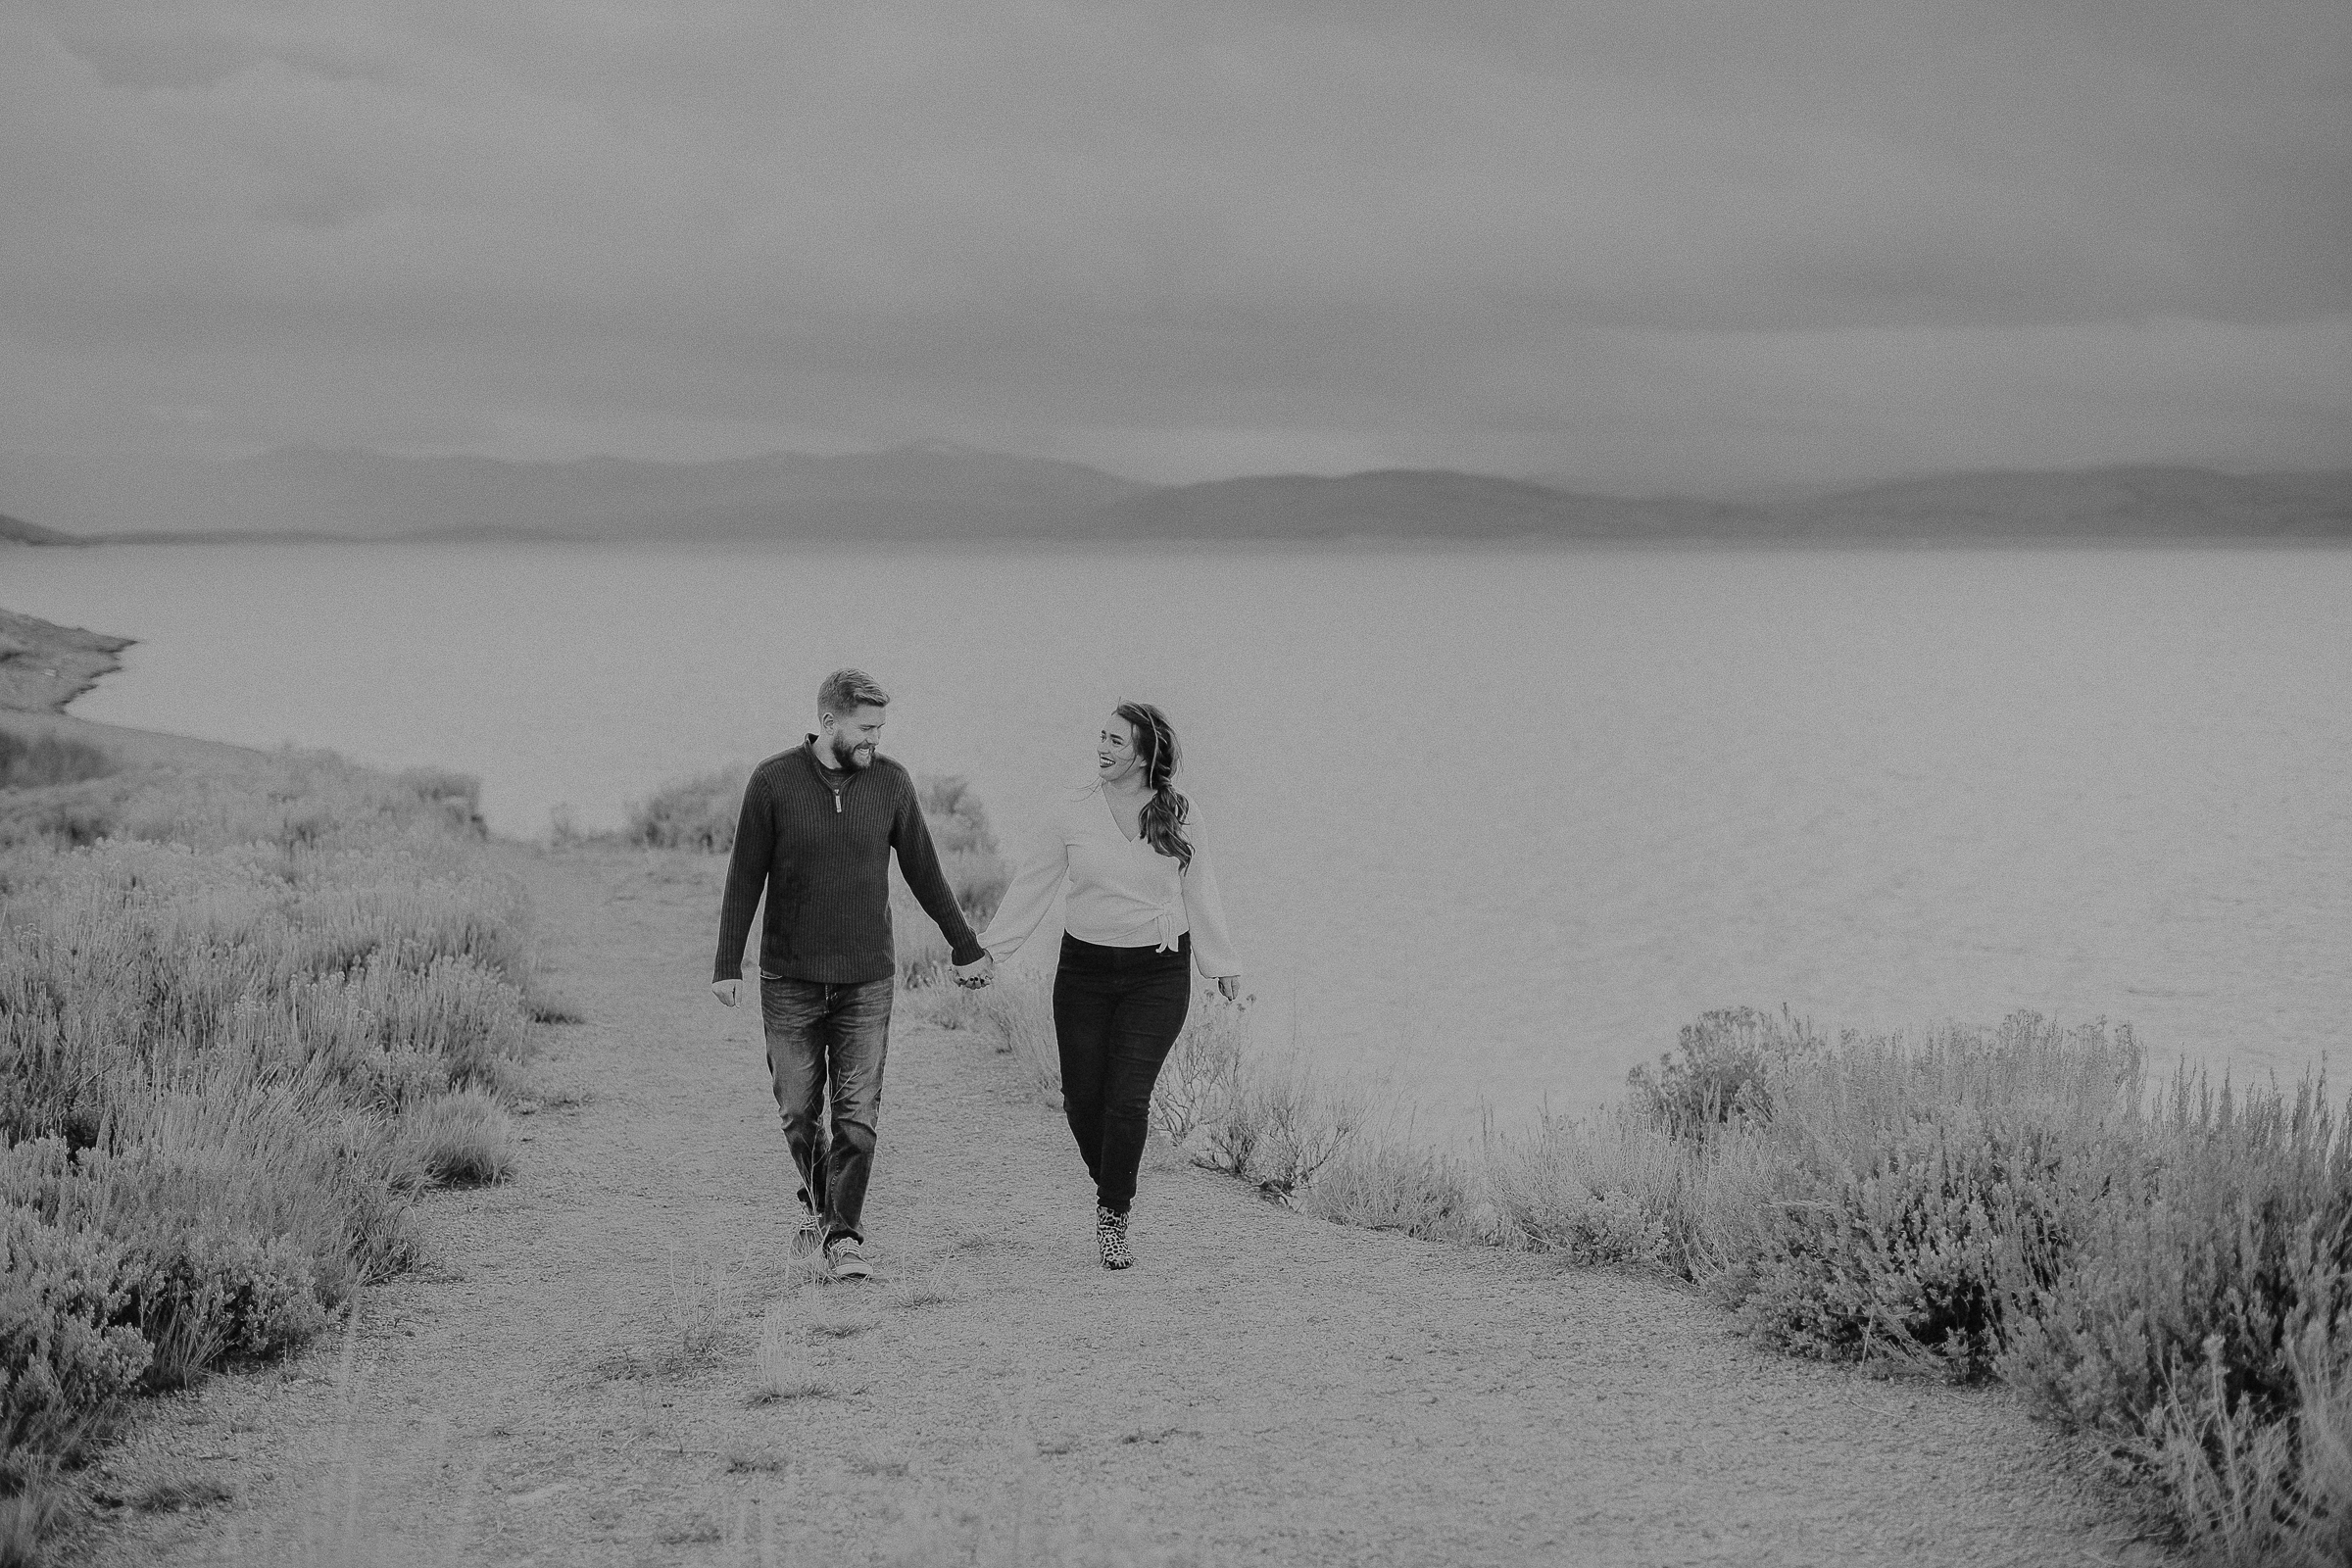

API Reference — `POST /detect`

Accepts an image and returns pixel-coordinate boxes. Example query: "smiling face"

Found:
[1098,714,1145,786]
[819,703,886,770]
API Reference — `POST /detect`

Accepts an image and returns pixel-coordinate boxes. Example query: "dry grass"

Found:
[0,743,538,1558]
[804,1304,879,1340]
[388,1089,518,1188]
[883,1258,968,1312]
[748,1301,837,1405]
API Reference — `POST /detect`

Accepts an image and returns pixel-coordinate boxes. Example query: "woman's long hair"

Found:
[1115,701,1193,869]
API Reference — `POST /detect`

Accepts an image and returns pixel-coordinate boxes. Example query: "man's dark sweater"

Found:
[712,738,985,985]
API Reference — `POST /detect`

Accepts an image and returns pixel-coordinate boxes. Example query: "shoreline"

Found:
[0,606,279,778]
[0,607,135,715]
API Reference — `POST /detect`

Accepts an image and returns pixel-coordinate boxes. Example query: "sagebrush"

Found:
[0,742,534,1547]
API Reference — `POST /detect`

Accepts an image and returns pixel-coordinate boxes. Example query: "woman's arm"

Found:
[1179,812,1244,982]
[977,809,1070,962]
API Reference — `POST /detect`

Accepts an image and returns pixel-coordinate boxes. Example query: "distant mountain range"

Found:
[3,445,2346,545]
[0,511,80,546]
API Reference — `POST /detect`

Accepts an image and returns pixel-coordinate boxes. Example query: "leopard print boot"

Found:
[1096,1203,1133,1270]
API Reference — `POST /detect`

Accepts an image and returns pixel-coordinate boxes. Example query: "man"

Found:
[711,668,992,1281]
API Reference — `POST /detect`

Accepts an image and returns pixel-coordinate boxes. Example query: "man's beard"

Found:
[825,735,875,770]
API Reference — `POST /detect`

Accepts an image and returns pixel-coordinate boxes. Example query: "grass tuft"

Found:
[389,1089,518,1188]
[723,1445,788,1474]
[883,1260,966,1312]
[748,1300,837,1404]
[129,1476,235,1512]
[0,1479,71,1568]
[524,988,585,1025]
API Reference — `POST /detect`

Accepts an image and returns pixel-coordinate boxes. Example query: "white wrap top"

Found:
[978,782,1242,980]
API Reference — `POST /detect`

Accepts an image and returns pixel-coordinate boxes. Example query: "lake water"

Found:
[7,540,2349,1131]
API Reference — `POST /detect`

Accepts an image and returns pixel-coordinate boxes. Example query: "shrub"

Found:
[624,764,745,853]
[0,731,113,792]
[0,1205,151,1464]
[1301,1133,1476,1241]
[1150,995,1251,1149]
[1994,1066,2352,1554]
[1217,1059,1362,1202]
[2150,1320,2352,1566]
[0,740,532,1512]
[1729,1015,2141,1377]
[1485,1110,1697,1269]
[2002,1069,2352,1431]
[395,767,486,836]
[915,774,996,854]
[1627,1005,1820,1137]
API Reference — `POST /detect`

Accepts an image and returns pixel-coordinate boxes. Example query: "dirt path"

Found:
[75,843,2164,1567]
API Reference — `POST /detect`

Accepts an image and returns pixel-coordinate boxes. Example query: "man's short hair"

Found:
[818,668,891,719]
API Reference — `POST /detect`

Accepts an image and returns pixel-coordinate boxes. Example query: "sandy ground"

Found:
[63,842,2171,1568]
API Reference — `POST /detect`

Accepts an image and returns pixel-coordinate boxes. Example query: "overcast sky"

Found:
[4,1,2347,493]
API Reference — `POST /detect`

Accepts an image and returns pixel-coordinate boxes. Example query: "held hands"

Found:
[711,979,740,1007]
[1217,975,1243,1003]
[952,954,996,990]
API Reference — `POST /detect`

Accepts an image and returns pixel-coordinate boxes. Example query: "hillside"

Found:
[1771,465,2352,539]
[3,447,2347,545]
[0,510,81,546]
[1083,468,1752,540]
[0,442,1149,541]
[1085,464,2351,542]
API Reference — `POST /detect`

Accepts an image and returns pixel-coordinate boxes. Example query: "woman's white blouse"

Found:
[978,784,1242,979]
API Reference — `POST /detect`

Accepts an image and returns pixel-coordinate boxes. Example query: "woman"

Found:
[978,702,1243,1269]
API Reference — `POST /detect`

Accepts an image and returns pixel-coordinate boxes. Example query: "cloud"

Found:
[2,0,2346,489]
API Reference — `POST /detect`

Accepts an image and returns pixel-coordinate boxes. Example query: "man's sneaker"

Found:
[1096,1204,1133,1270]
[825,1237,873,1282]
[792,1209,823,1259]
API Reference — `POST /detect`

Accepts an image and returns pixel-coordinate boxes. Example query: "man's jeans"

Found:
[760,976,894,1246]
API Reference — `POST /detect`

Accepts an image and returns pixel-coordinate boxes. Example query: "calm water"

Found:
[7,541,2349,1129]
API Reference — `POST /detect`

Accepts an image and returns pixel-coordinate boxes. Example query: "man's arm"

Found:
[711,771,775,986]
[890,781,985,966]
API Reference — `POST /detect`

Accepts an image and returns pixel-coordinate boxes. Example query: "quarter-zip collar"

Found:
[804,733,856,813]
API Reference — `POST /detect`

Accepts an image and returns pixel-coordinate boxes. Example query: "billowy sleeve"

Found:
[978,808,1069,962]
[1180,808,1242,980]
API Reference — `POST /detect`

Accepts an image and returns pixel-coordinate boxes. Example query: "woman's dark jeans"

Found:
[1053,933,1192,1215]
